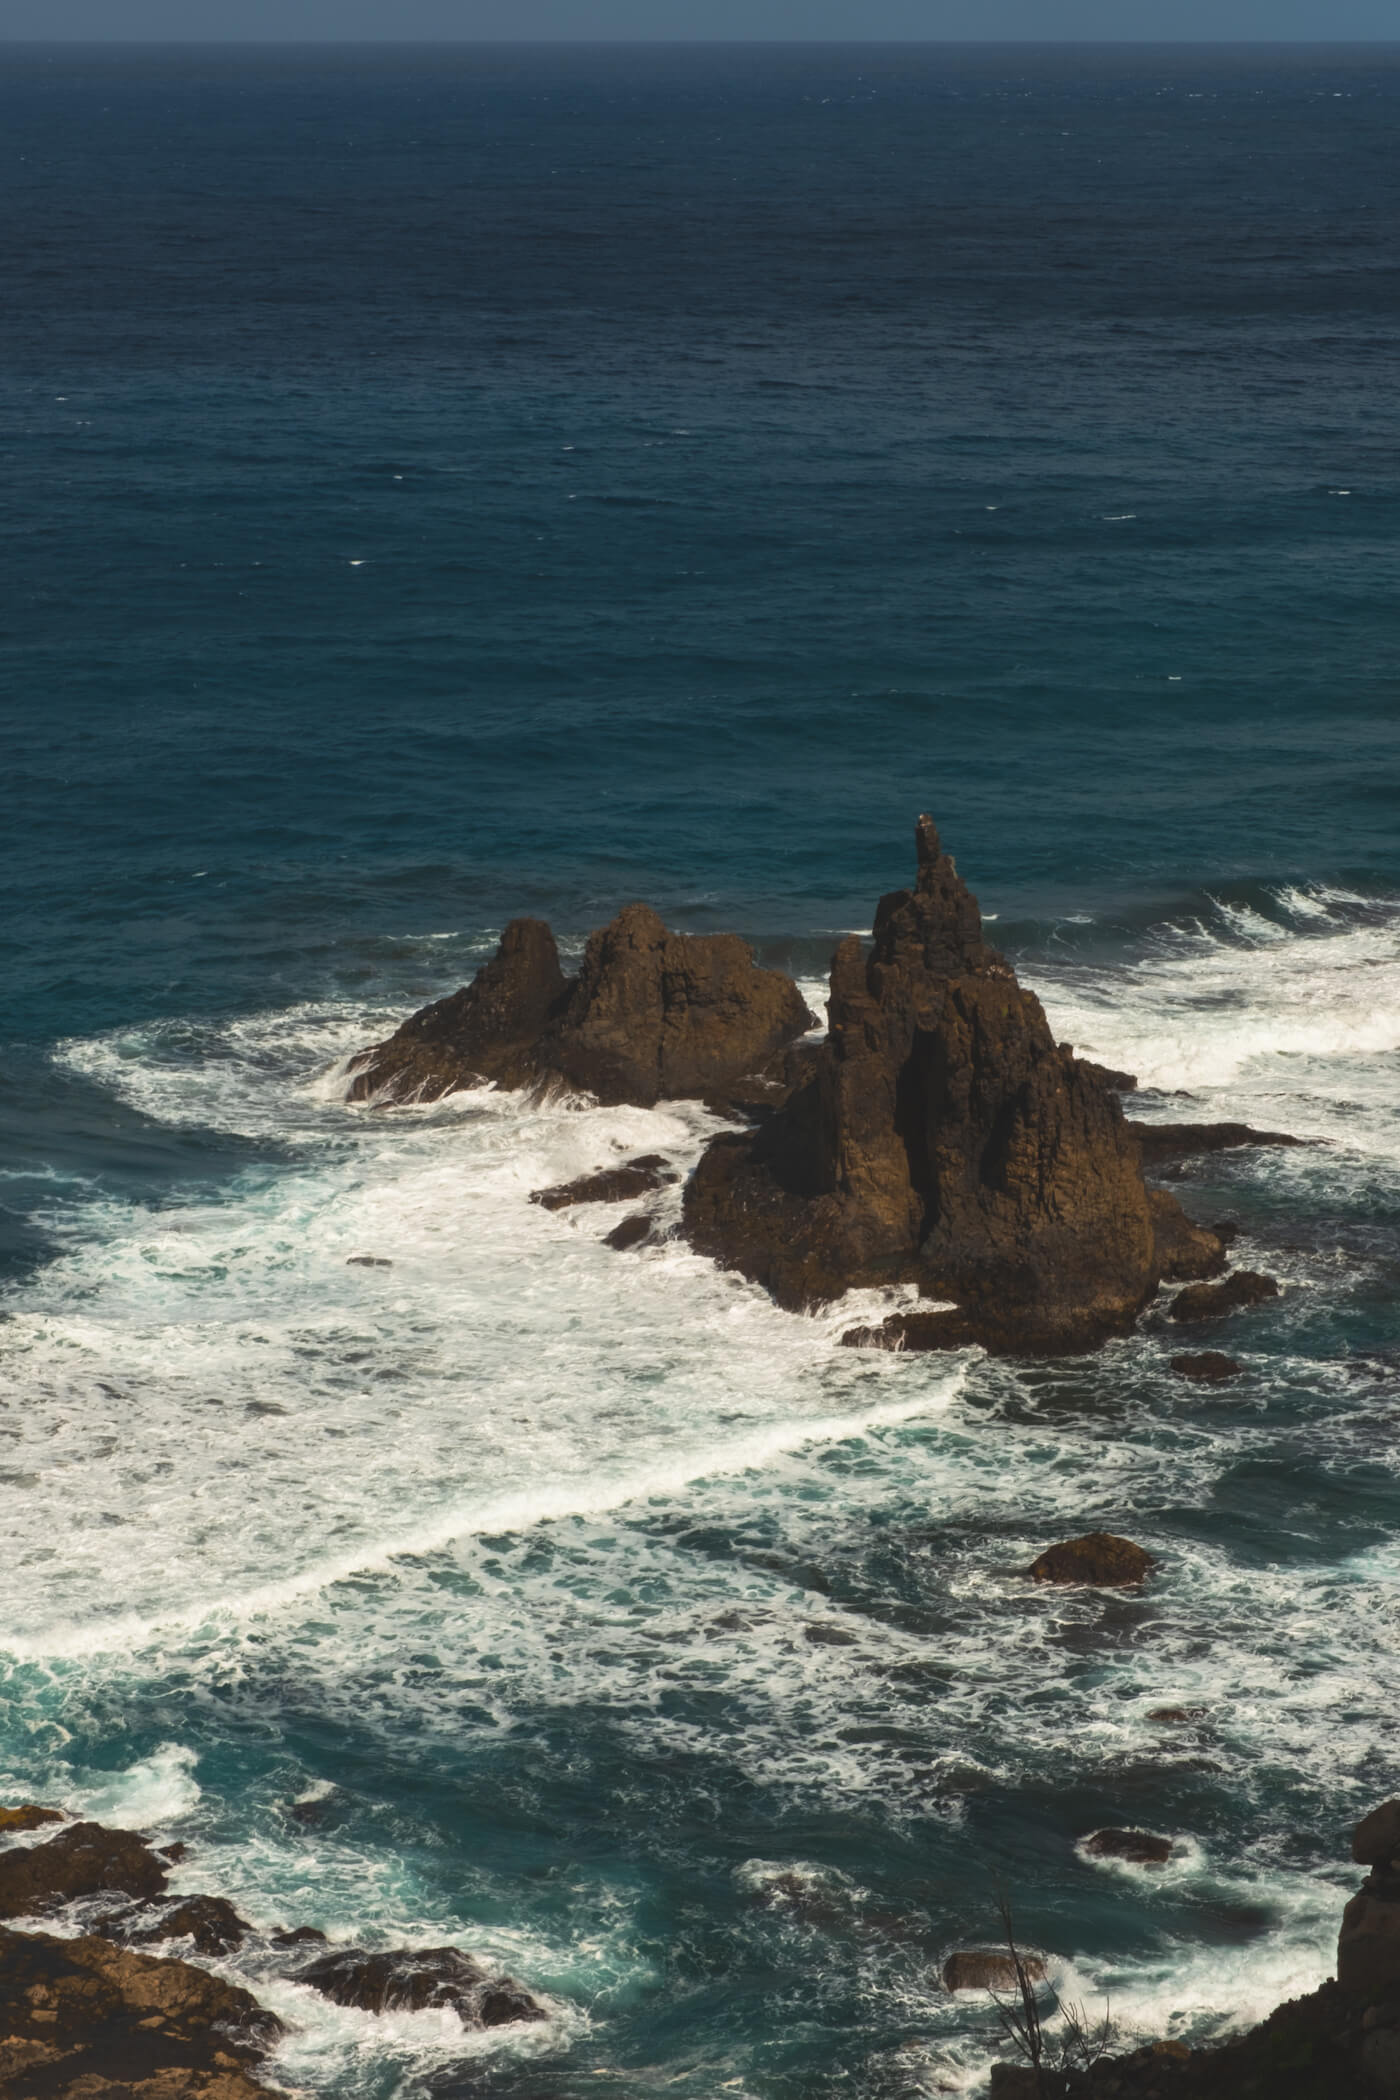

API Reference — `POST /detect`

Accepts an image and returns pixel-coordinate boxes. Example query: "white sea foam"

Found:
[3,892,1398,2094]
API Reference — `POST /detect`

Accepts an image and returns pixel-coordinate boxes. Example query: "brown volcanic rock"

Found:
[348,907,810,1110]
[0,1822,171,1920]
[1084,1827,1174,1866]
[685,816,1200,1352]
[296,1945,545,2027]
[1169,1270,1280,1323]
[0,1807,63,1836]
[130,1895,253,1957]
[1129,1120,1306,1164]
[1027,1533,1156,1586]
[348,917,568,1102]
[1150,1188,1229,1283]
[539,903,812,1108]
[943,1949,1046,1992]
[0,1922,283,2098]
[1170,1351,1243,1382]
[530,1156,676,1211]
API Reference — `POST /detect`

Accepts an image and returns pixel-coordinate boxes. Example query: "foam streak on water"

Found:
[2,895,1399,2098]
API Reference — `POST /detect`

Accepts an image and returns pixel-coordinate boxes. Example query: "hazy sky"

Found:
[4,0,1398,43]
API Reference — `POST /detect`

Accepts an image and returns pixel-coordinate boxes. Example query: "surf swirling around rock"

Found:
[345,815,1249,1356]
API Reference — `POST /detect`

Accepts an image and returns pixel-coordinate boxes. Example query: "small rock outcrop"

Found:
[0,1807,63,1836]
[1169,1271,1280,1323]
[1084,1827,1174,1866]
[296,1945,546,2027]
[1170,1351,1243,1382]
[1128,1120,1306,1164]
[0,1821,171,1920]
[684,818,1225,1354]
[943,1949,1046,1992]
[130,1893,252,1956]
[530,1155,676,1211]
[1027,1533,1156,1586]
[348,908,811,1109]
[0,1922,284,2099]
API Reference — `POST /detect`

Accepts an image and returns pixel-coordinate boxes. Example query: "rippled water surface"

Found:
[2,43,1399,2100]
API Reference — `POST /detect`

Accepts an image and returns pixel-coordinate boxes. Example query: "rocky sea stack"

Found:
[684,816,1224,1353]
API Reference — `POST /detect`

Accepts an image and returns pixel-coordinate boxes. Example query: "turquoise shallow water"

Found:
[1,42,1399,2099]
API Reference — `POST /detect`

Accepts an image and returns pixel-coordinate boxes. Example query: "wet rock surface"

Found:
[0,1821,171,1920]
[1169,1351,1243,1381]
[130,1894,253,1956]
[296,1945,547,2026]
[1084,1827,1174,1866]
[348,907,810,1109]
[0,1921,284,2099]
[989,1798,1400,2097]
[943,1949,1046,1992]
[1127,1120,1307,1164]
[683,817,1223,1353]
[530,1156,676,1210]
[0,1807,63,1836]
[1027,1533,1157,1587]
[1169,1271,1280,1323]
[603,1212,654,1251]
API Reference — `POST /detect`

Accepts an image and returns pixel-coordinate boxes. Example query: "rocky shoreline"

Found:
[0,1810,546,2097]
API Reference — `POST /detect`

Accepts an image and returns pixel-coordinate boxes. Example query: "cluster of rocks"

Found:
[0,1808,546,2099]
[348,817,1291,1359]
[983,1798,1400,2098]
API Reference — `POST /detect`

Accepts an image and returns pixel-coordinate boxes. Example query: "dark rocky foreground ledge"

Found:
[0,1809,547,2098]
[987,1798,1400,2097]
[343,814,1298,1357]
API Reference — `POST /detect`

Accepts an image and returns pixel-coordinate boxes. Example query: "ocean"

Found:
[1,39,1398,2098]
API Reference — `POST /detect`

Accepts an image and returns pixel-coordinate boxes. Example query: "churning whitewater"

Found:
[3,885,1399,2095]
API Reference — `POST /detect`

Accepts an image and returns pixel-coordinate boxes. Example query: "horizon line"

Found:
[5,34,1400,47]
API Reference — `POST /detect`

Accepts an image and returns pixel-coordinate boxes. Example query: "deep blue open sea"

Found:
[2,41,1399,2099]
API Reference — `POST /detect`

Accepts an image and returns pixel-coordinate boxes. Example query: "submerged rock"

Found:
[1169,1271,1280,1322]
[0,1821,171,1920]
[530,1156,676,1210]
[1027,1533,1156,1587]
[1170,1351,1243,1382]
[1084,1827,1174,1866]
[296,1945,546,2027]
[348,908,811,1109]
[942,1948,1046,1992]
[603,1212,653,1251]
[683,817,1223,1353]
[0,1921,283,2098]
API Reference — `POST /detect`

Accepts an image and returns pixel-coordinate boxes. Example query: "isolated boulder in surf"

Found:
[295,1944,546,2026]
[347,906,811,1109]
[684,815,1221,1353]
